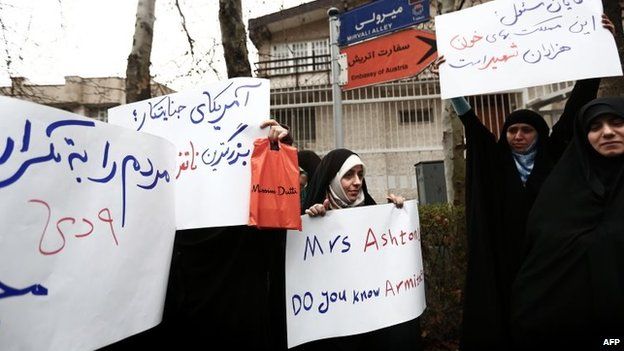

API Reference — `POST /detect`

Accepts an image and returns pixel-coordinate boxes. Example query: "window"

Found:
[270,39,330,74]
[95,109,108,122]
[271,43,291,75]
[87,107,109,122]
[399,108,432,124]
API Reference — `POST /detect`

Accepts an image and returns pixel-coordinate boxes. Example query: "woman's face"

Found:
[341,165,364,202]
[587,114,624,157]
[506,123,537,153]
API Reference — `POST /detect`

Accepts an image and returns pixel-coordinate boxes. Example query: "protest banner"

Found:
[0,97,176,350]
[108,78,270,229]
[435,0,622,99]
[285,200,426,347]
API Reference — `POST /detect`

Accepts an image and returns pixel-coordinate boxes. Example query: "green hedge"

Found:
[419,204,467,351]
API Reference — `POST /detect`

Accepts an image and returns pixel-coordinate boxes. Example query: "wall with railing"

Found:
[270,77,524,202]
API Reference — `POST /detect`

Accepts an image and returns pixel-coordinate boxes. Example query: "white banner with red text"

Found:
[435,0,622,99]
[108,78,270,229]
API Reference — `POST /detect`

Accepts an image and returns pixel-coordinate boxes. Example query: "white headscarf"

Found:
[327,154,366,209]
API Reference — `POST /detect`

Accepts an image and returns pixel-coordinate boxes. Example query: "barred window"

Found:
[269,39,330,74]
[271,43,291,75]
[399,108,432,124]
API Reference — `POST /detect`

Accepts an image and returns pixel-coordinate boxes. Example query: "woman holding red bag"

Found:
[102,120,293,350]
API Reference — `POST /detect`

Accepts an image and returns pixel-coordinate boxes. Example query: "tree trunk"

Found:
[126,0,156,103]
[598,1,624,97]
[219,0,252,78]
[440,0,466,206]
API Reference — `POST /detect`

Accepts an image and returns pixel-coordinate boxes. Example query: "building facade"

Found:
[248,0,568,202]
[0,76,174,122]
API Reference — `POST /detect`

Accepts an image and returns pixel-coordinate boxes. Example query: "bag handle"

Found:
[270,140,280,151]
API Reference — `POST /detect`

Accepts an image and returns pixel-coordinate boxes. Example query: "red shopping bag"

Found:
[249,138,302,230]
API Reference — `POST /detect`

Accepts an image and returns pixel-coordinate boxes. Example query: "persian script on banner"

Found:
[435,0,622,99]
[285,201,426,348]
[0,97,176,350]
[108,78,270,229]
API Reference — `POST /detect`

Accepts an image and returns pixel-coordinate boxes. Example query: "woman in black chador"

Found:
[431,58,603,350]
[512,97,624,350]
[302,148,377,213]
[298,148,421,351]
[298,150,322,208]
[447,82,600,350]
[101,121,293,350]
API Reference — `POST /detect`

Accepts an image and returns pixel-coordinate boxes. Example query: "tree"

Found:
[126,0,156,103]
[0,1,53,100]
[598,1,624,97]
[438,0,467,207]
[219,0,252,78]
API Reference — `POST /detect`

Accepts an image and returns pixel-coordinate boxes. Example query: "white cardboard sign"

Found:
[108,78,270,229]
[436,0,622,99]
[0,97,176,350]
[285,201,426,348]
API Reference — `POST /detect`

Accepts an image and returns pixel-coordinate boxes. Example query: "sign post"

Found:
[329,7,344,148]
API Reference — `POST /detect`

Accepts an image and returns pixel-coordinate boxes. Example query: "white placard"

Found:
[285,200,426,348]
[108,78,270,229]
[0,97,176,350]
[435,0,622,99]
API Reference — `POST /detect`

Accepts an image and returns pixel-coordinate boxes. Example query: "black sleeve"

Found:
[549,78,600,157]
[458,108,498,150]
[278,123,294,146]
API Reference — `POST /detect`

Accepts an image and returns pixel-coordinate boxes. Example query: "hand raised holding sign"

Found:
[305,199,330,217]
[602,14,615,36]
[386,193,405,208]
[429,55,446,76]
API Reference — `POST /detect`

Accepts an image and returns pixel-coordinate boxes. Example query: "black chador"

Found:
[458,79,600,350]
[512,97,624,350]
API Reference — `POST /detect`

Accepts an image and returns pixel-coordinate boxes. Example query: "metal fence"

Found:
[270,78,524,154]
[255,54,331,77]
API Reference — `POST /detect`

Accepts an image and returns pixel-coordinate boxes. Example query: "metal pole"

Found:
[328,7,344,148]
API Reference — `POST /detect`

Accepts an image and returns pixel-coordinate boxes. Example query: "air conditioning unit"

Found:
[414,160,447,205]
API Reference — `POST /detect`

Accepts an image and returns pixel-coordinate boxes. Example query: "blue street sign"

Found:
[338,0,430,47]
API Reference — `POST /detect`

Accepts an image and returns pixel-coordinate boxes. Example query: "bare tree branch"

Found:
[0,3,15,75]
[16,12,33,62]
[174,0,195,58]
